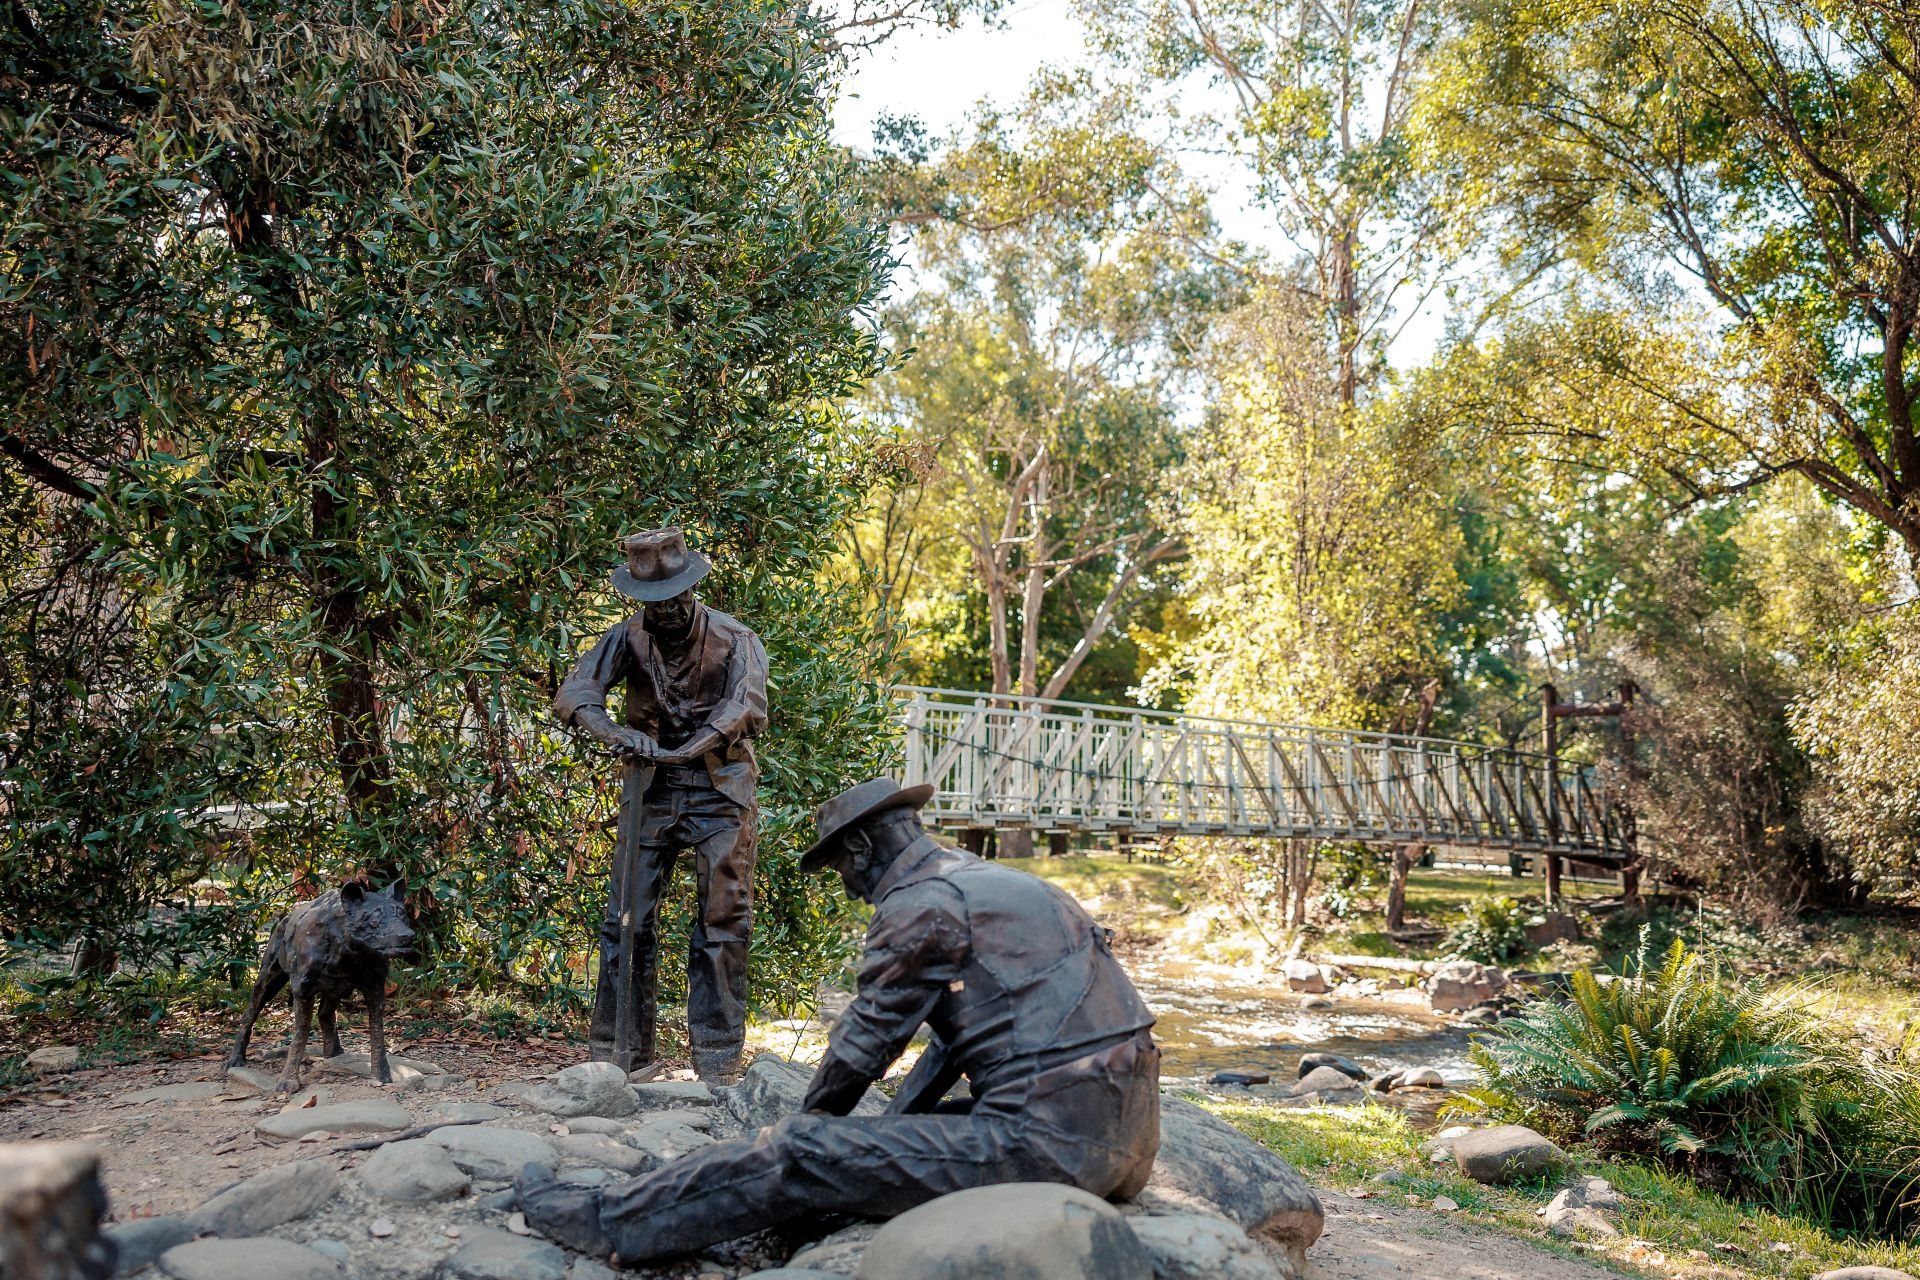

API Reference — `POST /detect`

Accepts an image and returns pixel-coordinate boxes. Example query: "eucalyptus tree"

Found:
[1,0,895,1001]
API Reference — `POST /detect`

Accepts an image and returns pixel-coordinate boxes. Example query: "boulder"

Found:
[424,1126,558,1181]
[856,1183,1150,1280]
[158,1239,343,1280]
[1281,960,1330,995]
[630,1080,715,1111]
[1127,1213,1287,1280]
[255,1100,412,1141]
[1545,1177,1622,1238]
[788,1222,879,1274]
[1290,1066,1363,1097]
[1428,961,1507,1013]
[1394,1067,1446,1090]
[222,1067,279,1095]
[1811,1271,1920,1280]
[436,1226,568,1280]
[1450,1125,1565,1184]
[523,1062,637,1120]
[427,1103,513,1124]
[552,1132,652,1175]
[1136,1097,1323,1271]
[360,1139,472,1203]
[1297,1053,1365,1082]
[621,1117,714,1166]
[723,1057,887,1131]
[106,1214,196,1275]
[1523,914,1582,947]
[185,1161,340,1237]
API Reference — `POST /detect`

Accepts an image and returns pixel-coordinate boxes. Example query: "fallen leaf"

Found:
[301,1095,318,1109]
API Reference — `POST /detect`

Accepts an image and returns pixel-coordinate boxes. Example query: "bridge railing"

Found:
[895,686,1621,855]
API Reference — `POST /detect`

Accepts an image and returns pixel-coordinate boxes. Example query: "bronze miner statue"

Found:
[514,777,1161,1267]
[553,528,768,1082]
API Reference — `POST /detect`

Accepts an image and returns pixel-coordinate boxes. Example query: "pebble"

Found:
[257,1099,412,1141]
[369,1217,396,1238]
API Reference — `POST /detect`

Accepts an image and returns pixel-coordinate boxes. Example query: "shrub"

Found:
[1451,936,1920,1237]
[1444,895,1530,964]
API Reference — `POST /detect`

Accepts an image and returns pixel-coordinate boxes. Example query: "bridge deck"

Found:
[897,687,1622,858]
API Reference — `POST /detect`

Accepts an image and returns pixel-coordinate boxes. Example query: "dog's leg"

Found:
[364,963,391,1085]
[276,987,314,1093]
[317,991,344,1060]
[226,951,288,1068]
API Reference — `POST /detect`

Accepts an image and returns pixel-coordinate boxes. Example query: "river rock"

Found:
[313,1051,445,1078]
[116,1082,226,1106]
[523,1062,638,1119]
[1291,1066,1363,1097]
[1451,1125,1565,1184]
[1545,1177,1622,1237]
[438,1226,568,1280]
[624,1116,715,1165]
[631,1080,715,1111]
[1428,961,1507,1013]
[749,1272,846,1280]
[1812,1270,1920,1280]
[185,1160,340,1236]
[1394,1067,1446,1090]
[361,1139,472,1203]
[107,1214,196,1274]
[1281,960,1330,995]
[553,1132,652,1175]
[256,1100,412,1141]
[159,1238,343,1280]
[724,1057,887,1131]
[1297,1053,1365,1082]
[27,1045,80,1073]
[1137,1097,1323,1270]
[1127,1212,1286,1280]
[858,1183,1150,1280]
[425,1126,558,1181]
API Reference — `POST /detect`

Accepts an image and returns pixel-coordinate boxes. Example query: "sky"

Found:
[828,1,1454,367]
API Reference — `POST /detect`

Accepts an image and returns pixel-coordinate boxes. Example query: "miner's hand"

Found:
[614,727,661,762]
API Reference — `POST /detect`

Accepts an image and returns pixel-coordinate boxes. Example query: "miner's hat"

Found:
[800,777,935,872]
[611,527,712,602]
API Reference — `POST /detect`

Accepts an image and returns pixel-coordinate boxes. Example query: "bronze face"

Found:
[644,587,697,640]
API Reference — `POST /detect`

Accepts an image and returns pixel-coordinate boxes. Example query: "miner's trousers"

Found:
[591,773,756,1078]
[597,1030,1162,1264]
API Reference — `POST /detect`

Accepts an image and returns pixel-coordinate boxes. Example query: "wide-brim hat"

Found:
[799,777,935,872]
[612,527,712,602]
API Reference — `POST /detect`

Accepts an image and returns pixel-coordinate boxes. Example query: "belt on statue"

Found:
[655,763,713,789]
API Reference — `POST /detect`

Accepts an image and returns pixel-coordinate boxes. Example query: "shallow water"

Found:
[1133,955,1476,1087]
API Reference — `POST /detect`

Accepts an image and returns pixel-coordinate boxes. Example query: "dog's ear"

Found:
[385,879,406,902]
[341,881,366,903]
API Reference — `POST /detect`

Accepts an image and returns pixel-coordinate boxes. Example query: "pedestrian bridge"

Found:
[896,687,1625,857]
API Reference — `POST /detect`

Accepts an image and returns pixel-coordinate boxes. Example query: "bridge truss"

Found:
[897,687,1625,858]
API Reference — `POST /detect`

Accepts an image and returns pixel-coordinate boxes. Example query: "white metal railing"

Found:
[895,686,1621,855]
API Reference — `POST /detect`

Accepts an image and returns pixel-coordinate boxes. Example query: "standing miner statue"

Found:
[513,776,1161,1266]
[553,528,768,1083]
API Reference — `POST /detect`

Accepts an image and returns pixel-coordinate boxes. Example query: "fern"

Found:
[1447,933,1920,1238]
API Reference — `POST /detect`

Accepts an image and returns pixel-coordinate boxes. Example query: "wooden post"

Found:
[1541,683,1562,907]
[1617,681,1641,905]
[0,1143,114,1280]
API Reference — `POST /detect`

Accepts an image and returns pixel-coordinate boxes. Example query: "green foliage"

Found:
[1443,894,1529,965]
[1,0,896,1013]
[1454,937,1920,1237]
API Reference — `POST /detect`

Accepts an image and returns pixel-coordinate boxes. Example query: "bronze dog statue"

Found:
[226,880,415,1092]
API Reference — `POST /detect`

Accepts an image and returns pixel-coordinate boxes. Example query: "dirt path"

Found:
[1307,1189,1624,1280]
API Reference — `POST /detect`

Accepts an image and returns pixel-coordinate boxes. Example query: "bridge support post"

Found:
[1617,682,1640,906]
[1542,684,1563,907]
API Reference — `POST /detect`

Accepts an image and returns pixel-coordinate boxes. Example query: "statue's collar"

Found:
[872,833,948,903]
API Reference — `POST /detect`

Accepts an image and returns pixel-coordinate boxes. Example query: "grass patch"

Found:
[1207,1094,1920,1279]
